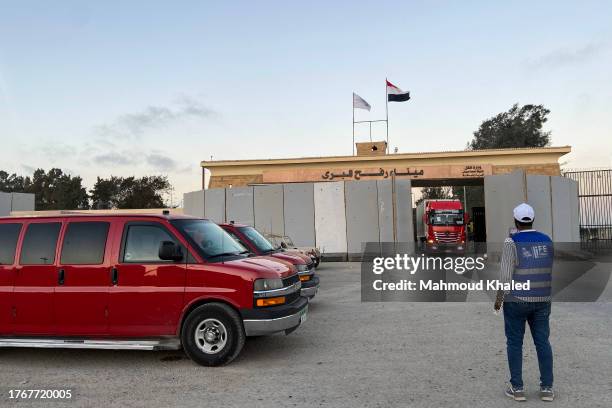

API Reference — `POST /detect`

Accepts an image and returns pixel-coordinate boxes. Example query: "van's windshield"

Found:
[171,219,248,261]
[238,226,276,253]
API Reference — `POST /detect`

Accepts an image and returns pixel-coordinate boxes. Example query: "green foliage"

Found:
[1,168,89,210]
[28,169,90,210]
[91,175,170,209]
[0,171,31,192]
[469,103,551,150]
[415,187,453,206]
[2,169,171,210]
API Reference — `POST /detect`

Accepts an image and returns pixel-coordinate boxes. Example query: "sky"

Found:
[0,0,611,204]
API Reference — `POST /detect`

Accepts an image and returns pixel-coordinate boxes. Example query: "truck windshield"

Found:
[171,219,248,261]
[430,211,464,226]
[239,226,276,253]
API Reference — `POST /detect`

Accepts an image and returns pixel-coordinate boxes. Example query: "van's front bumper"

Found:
[300,276,320,298]
[241,296,309,336]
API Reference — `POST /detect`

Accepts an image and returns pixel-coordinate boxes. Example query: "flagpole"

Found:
[385,78,389,153]
[352,98,355,156]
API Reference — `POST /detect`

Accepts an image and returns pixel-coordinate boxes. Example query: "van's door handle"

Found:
[58,269,65,285]
[111,267,118,285]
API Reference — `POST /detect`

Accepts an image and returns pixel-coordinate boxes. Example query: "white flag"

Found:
[353,93,371,111]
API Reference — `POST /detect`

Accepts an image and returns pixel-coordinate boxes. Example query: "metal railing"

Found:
[563,168,612,243]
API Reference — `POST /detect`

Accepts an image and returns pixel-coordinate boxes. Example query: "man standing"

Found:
[494,203,555,402]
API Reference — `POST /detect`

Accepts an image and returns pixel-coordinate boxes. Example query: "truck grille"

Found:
[433,231,460,243]
[283,274,301,304]
[282,274,300,287]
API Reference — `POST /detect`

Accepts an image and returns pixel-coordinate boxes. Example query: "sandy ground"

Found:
[1,262,611,407]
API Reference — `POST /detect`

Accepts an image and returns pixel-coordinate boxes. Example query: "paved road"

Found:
[1,262,611,407]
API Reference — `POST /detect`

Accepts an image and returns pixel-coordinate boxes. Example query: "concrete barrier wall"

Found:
[377,180,394,242]
[204,188,225,223]
[345,180,380,258]
[313,182,347,258]
[394,179,414,242]
[527,175,553,237]
[0,192,11,217]
[226,186,254,225]
[254,185,284,235]
[183,190,205,218]
[284,183,315,247]
[551,176,580,242]
[484,171,526,243]
[0,192,35,216]
[183,173,580,258]
[485,172,581,243]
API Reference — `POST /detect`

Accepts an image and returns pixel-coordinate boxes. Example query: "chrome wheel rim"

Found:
[195,318,228,354]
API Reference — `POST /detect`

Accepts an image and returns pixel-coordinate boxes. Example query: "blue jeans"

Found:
[503,301,553,389]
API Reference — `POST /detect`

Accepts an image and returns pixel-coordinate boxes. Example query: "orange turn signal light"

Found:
[256,296,286,307]
[299,275,311,282]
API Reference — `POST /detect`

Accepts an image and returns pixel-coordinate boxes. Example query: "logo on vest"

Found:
[521,244,550,259]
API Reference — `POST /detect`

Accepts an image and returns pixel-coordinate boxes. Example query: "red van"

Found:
[219,223,320,299]
[0,214,308,366]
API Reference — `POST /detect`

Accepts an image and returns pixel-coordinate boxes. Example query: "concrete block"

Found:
[345,180,380,259]
[551,176,580,242]
[204,188,226,223]
[484,171,526,244]
[254,185,284,235]
[226,186,254,226]
[284,183,316,247]
[183,190,205,218]
[0,192,11,217]
[527,175,553,237]
[314,181,347,256]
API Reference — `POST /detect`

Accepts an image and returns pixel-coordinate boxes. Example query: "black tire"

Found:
[181,303,245,367]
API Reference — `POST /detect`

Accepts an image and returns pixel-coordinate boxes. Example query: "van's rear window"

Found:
[0,223,22,265]
[20,223,61,265]
[61,222,110,265]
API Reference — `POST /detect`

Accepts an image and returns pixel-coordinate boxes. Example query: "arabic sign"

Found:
[321,168,425,181]
[262,164,493,183]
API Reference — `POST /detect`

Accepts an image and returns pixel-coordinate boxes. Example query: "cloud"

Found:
[93,152,138,166]
[39,143,77,158]
[95,96,215,138]
[146,153,178,172]
[526,42,605,71]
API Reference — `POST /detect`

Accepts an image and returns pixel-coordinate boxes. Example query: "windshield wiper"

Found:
[208,251,244,259]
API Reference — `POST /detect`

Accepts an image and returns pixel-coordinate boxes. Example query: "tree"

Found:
[468,104,551,150]
[0,171,31,192]
[90,176,121,209]
[415,186,453,206]
[27,168,90,210]
[90,175,170,209]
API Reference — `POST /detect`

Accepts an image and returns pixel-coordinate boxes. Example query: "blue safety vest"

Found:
[510,230,553,300]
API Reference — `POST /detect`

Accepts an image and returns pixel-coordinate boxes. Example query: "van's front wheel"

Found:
[181,303,245,366]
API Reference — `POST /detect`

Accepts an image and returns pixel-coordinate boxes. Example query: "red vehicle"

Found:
[219,223,320,299]
[416,199,467,253]
[0,214,308,366]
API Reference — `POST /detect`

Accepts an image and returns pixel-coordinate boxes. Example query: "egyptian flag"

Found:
[386,80,411,102]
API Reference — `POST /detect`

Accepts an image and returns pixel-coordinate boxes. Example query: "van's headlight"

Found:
[254,278,284,291]
[296,264,308,272]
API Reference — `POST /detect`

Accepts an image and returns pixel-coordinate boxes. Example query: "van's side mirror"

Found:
[159,241,184,261]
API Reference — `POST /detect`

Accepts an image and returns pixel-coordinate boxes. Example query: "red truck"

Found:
[219,223,320,299]
[416,199,467,254]
[0,214,308,366]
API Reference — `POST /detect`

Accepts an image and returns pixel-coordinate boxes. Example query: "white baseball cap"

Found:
[513,203,535,222]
